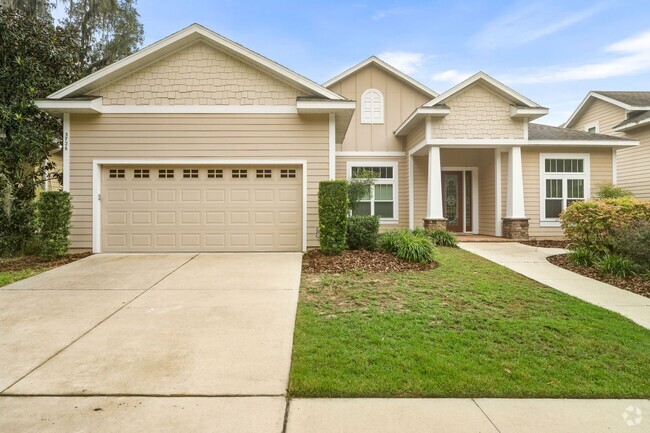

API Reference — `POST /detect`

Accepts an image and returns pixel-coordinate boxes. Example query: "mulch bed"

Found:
[302,249,436,274]
[520,240,571,249]
[0,253,92,273]
[548,254,650,299]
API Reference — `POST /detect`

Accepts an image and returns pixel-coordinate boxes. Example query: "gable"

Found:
[429,83,525,139]
[570,98,626,135]
[94,42,308,105]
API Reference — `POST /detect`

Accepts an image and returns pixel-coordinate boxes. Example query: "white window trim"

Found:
[585,121,599,134]
[346,161,398,224]
[360,88,384,124]
[539,153,590,227]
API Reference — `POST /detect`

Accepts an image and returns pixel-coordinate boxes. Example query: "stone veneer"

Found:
[502,218,530,239]
[423,218,447,231]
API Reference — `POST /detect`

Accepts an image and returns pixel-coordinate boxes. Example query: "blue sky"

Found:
[56,0,650,125]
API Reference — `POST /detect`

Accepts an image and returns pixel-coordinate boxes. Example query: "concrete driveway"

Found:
[0,253,301,432]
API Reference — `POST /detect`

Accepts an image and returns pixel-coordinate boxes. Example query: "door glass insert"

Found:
[445,176,459,226]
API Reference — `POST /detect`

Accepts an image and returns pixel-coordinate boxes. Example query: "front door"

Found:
[442,171,463,232]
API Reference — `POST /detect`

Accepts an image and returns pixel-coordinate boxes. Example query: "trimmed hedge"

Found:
[560,198,650,253]
[347,215,380,250]
[36,191,72,260]
[318,180,349,255]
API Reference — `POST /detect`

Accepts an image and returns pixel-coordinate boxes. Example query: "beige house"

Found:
[564,91,650,200]
[36,24,637,253]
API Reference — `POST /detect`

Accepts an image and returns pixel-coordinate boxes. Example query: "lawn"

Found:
[0,253,90,288]
[289,247,650,398]
[0,269,44,287]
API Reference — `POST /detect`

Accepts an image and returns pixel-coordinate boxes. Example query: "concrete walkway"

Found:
[0,253,301,432]
[460,242,650,330]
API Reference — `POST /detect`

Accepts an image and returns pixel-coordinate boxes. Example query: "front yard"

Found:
[289,247,650,398]
[0,254,90,288]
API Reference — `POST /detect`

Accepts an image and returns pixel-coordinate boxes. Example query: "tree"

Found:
[62,0,143,75]
[0,7,79,255]
[347,169,376,215]
[0,0,54,20]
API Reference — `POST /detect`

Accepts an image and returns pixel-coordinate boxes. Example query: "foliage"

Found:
[346,215,380,251]
[0,0,55,20]
[36,191,72,260]
[62,0,144,74]
[595,253,635,279]
[595,182,633,199]
[612,220,650,270]
[318,180,349,255]
[560,198,650,253]
[425,229,458,247]
[377,229,409,253]
[347,169,376,215]
[395,234,437,264]
[569,246,597,267]
[0,7,79,256]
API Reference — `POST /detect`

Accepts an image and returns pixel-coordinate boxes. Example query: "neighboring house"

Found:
[36,24,637,253]
[564,91,650,200]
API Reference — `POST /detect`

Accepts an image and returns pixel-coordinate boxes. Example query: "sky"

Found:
[54,0,650,126]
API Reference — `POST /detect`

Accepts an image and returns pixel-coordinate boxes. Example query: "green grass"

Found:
[289,247,650,398]
[0,269,44,287]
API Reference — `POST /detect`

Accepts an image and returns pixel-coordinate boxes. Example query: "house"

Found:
[36,24,637,253]
[564,91,650,200]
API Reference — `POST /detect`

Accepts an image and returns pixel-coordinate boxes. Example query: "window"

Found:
[280,169,296,179]
[360,88,384,124]
[348,163,397,221]
[183,169,199,179]
[207,169,223,179]
[585,122,599,134]
[134,169,149,179]
[540,154,589,224]
[158,169,174,179]
[109,169,125,179]
[232,169,247,179]
[256,169,272,179]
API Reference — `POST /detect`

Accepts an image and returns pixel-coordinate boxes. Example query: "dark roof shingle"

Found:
[594,91,650,107]
[528,123,633,141]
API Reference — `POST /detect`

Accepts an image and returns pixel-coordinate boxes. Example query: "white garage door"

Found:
[100,165,302,252]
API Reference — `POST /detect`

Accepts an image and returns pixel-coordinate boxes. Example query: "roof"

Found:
[564,91,650,128]
[613,110,650,132]
[424,72,546,111]
[528,123,634,142]
[323,56,438,99]
[47,23,344,101]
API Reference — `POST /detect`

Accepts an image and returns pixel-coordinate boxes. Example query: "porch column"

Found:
[504,146,529,239]
[424,146,446,230]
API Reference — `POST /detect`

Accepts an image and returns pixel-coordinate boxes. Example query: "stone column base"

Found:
[423,218,447,231]
[502,218,530,239]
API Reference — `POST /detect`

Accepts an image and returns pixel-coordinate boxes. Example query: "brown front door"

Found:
[442,171,463,232]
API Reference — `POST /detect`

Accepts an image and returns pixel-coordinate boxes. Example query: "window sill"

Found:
[379,219,399,225]
[540,220,561,228]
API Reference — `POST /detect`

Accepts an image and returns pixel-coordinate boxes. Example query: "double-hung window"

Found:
[540,154,589,225]
[347,162,398,222]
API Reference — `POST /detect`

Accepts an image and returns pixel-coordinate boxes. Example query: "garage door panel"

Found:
[101,165,301,252]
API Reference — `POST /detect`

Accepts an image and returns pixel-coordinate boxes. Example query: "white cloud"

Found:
[431,69,473,84]
[377,51,430,75]
[501,30,650,84]
[473,2,604,50]
[372,7,410,21]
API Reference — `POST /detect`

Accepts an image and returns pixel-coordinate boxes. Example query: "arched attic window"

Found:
[360,88,384,124]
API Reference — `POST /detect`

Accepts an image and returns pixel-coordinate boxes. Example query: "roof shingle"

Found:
[593,91,650,107]
[528,123,633,141]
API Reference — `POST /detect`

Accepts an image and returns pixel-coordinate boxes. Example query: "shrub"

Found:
[395,235,437,264]
[347,169,376,215]
[426,229,458,247]
[318,180,349,255]
[36,191,72,261]
[569,246,597,267]
[595,182,633,199]
[596,253,635,279]
[378,229,409,253]
[560,198,650,253]
[612,220,650,270]
[347,215,380,250]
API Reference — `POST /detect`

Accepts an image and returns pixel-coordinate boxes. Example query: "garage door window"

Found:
[134,169,149,179]
[109,169,125,179]
[159,169,174,179]
[183,169,199,179]
[281,169,296,179]
[256,169,272,179]
[207,169,223,179]
[232,169,247,179]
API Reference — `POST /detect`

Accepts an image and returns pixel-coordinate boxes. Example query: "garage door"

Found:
[100,165,302,252]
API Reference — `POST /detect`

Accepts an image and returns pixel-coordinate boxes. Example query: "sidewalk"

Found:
[459,242,650,330]
[286,398,649,433]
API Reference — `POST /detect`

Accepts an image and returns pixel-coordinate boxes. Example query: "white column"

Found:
[426,146,444,219]
[506,146,526,218]
[62,112,70,192]
[328,113,336,180]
